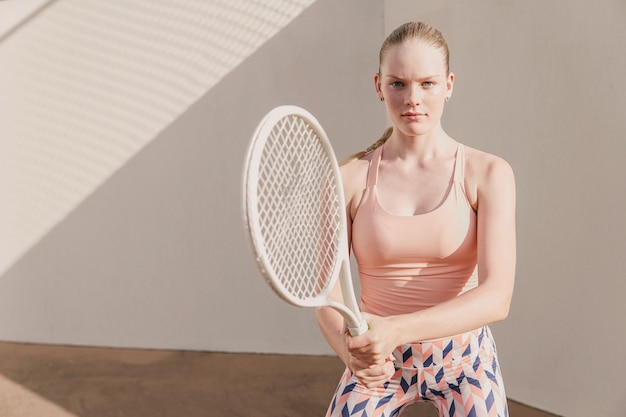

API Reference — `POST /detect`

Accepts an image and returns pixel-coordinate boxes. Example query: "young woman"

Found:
[315,22,516,417]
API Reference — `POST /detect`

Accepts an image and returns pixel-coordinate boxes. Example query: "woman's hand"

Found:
[348,355,395,388]
[345,313,400,388]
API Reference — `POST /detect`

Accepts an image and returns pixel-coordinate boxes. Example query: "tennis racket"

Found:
[242,105,368,336]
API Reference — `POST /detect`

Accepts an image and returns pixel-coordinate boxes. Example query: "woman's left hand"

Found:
[345,313,400,367]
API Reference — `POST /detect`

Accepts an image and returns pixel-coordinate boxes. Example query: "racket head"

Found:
[242,105,348,309]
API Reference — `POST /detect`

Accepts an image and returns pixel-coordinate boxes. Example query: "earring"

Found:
[445,96,450,102]
[379,97,384,102]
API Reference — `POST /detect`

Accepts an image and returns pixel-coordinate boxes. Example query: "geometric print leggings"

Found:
[325,326,508,417]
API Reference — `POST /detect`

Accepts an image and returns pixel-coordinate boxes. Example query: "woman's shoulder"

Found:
[339,151,374,217]
[462,144,514,180]
[340,152,371,191]
[461,144,515,208]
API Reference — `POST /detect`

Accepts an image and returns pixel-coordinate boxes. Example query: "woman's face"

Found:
[375,39,453,138]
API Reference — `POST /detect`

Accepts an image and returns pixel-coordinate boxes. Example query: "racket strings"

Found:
[256,115,342,300]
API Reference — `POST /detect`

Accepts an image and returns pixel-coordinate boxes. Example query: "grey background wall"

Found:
[1,1,625,417]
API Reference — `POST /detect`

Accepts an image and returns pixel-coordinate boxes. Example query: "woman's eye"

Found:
[391,81,404,88]
[423,81,435,87]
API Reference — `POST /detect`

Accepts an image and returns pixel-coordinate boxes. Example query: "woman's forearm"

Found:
[390,279,513,345]
[315,307,351,367]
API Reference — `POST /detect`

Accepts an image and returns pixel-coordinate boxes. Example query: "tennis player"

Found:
[316,21,516,417]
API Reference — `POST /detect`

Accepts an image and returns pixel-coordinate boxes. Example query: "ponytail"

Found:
[340,127,393,165]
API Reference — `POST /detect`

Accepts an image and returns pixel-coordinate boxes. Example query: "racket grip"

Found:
[347,319,369,337]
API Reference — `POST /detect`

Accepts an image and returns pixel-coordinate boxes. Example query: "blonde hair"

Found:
[379,21,450,76]
[341,127,393,165]
[342,22,450,165]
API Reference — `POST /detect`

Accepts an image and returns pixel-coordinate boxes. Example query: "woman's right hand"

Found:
[348,353,396,389]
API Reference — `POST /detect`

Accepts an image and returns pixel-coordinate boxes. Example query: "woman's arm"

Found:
[314,239,395,388]
[315,159,362,365]
[315,158,395,387]
[314,282,351,365]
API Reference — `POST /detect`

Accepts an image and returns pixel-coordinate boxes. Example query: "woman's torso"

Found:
[351,143,478,316]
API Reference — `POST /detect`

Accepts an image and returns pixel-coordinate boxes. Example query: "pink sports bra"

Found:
[352,143,478,316]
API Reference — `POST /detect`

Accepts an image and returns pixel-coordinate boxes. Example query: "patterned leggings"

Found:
[326,327,508,417]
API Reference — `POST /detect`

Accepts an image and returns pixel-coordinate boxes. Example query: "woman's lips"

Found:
[402,111,425,120]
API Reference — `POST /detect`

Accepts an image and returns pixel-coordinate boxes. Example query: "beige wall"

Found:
[2,1,625,416]
[384,1,626,417]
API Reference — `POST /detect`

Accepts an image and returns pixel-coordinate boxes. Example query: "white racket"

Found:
[242,105,368,336]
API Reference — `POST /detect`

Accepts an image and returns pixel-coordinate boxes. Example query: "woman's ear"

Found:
[374,72,383,99]
[446,72,455,98]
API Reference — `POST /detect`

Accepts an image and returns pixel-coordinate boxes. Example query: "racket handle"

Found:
[347,319,369,337]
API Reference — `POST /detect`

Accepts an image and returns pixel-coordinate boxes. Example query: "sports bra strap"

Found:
[453,144,464,183]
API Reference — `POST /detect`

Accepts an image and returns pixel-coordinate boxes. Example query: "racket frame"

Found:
[242,105,367,336]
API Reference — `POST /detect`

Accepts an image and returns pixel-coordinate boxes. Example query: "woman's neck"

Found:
[384,126,454,162]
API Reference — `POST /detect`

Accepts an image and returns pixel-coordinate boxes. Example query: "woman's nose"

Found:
[405,84,422,106]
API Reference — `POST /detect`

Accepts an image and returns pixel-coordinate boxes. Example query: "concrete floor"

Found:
[0,342,558,417]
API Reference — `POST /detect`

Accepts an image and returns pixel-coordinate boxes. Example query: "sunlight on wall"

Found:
[0,0,316,276]
[0,0,50,37]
